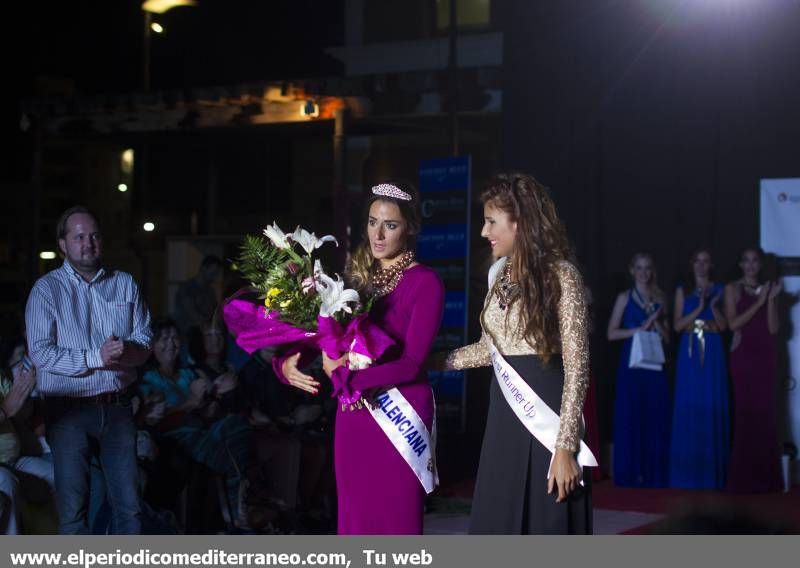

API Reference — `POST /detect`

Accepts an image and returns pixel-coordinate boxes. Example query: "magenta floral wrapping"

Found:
[223,298,395,404]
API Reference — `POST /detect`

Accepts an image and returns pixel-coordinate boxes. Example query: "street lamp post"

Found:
[143,10,152,92]
[141,0,197,93]
[137,1,198,298]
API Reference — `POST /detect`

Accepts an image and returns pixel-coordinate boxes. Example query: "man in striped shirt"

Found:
[25,206,152,534]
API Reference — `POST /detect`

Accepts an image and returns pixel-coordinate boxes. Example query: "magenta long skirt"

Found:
[333,382,434,535]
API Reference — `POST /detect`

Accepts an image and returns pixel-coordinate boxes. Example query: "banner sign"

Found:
[761,178,800,484]
[418,156,471,431]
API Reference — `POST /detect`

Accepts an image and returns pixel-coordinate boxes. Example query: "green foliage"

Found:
[231,229,373,332]
[232,234,320,330]
[232,234,290,293]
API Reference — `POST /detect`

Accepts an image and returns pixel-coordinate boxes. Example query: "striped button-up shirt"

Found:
[25,261,152,397]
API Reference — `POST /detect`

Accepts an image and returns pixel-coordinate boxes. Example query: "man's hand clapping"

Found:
[100,336,124,366]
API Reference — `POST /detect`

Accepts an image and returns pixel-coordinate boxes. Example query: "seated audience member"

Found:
[238,346,335,531]
[189,320,240,403]
[0,360,55,534]
[138,317,252,530]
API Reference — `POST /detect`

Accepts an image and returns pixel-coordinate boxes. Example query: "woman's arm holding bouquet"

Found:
[326,270,445,398]
[225,221,339,395]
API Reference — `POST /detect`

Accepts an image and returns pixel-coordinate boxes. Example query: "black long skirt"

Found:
[469,354,593,534]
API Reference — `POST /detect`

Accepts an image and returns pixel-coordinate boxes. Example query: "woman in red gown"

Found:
[724,247,783,493]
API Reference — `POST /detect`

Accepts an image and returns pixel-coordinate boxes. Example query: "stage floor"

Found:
[424,480,800,534]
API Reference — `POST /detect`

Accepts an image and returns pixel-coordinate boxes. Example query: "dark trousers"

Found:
[45,396,140,534]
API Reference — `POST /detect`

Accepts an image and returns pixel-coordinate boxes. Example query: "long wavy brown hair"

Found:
[346,180,421,292]
[482,173,575,361]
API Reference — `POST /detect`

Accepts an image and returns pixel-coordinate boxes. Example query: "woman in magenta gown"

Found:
[724,247,783,493]
[277,181,444,534]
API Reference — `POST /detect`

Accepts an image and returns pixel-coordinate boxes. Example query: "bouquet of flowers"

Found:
[223,222,393,374]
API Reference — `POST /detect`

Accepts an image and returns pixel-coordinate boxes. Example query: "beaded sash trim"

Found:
[341,395,378,412]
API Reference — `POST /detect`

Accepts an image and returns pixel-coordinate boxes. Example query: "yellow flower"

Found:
[279,299,292,308]
[268,287,281,297]
[264,297,272,308]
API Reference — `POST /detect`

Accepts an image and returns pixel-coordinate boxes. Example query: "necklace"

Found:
[741,280,762,296]
[495,262,520,311]
[370,250,416,297]
[633,287,656,315]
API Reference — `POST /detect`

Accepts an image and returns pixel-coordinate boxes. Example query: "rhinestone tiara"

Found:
[371,183,412,201]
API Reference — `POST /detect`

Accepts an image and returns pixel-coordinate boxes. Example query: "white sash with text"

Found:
[370,388,438,493]
[487,257,598,480]
[488,342,598,481]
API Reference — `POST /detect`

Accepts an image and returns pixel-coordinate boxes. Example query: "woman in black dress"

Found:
[445,172,595,534]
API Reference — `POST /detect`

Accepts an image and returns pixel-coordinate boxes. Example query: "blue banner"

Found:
[418,156,471,431]
[419,157,471,192]
[442,291,466,328]
[417,225,468,259]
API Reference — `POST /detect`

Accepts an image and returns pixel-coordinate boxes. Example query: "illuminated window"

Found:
[121,149,135,175]
[436,0,491,31]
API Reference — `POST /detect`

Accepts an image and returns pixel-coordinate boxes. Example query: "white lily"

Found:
[315,270,360,318]
[347,339,373,370]
[263,222,291,250]
[348,352,373,370]
[301,274,317,295]
[291,226,338,255]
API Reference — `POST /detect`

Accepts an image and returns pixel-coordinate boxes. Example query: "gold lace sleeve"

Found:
[555,261,590,452]
[444,334,491,370]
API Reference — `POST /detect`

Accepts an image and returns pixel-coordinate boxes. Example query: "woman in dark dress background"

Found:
[725,247,783,493]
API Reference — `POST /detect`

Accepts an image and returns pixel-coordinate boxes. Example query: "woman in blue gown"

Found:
[669,249,729,489]
[608,253,671,487]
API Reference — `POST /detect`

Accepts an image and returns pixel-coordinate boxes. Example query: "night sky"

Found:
[1,0,344,181]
